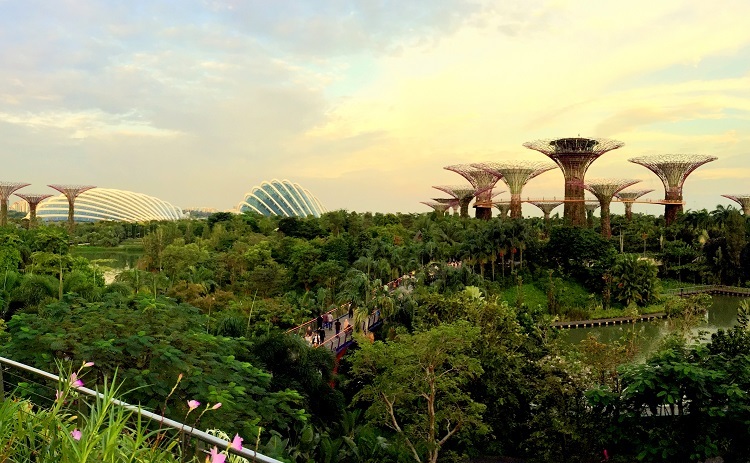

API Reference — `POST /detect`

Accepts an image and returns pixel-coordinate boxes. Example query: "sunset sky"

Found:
[2,0,749,216]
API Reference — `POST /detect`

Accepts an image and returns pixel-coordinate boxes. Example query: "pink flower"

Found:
[187,400,200,411]
[231,433,243,451]
[211,402,222,410]
[71,429,82,441]
[83,361,94,367]
[207,447,226,463]
[70,373,84,388]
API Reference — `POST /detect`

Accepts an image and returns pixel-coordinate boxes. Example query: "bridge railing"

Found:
[663,285,750,296]
[0,356,283,463]
[317,310,383,352]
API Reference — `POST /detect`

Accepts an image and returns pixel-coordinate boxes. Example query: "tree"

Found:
[611,254,659,307]
[349,322,487,463]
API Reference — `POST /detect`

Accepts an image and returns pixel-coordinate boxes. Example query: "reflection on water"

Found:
[562,295,747,354]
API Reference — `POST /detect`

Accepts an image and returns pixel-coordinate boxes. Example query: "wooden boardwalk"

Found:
[552,313,666,329]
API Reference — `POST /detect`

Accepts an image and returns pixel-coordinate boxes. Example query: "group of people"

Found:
[304,312,352,346]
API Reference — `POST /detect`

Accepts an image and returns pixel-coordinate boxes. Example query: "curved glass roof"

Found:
[36,188,184,222]
[236,179,326,218]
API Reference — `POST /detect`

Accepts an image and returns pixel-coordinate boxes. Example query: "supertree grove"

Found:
[433,185,479,218]
[474,161,557,219]
[444,165,501,220]
[420,201,451,216]
[529,201,563,227]
[628,154,717,225]
[584,179,641,237]
[523,137,624,226]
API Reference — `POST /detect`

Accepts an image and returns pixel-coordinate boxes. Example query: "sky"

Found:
[2,0,750,217]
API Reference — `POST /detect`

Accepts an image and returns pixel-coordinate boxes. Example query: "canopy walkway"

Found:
[285,275,411,356]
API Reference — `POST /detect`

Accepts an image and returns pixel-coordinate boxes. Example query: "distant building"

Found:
[9,200,30,214]
[236,179,326,218]
[36,188,184,222]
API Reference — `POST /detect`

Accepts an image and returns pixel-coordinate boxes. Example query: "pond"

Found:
[562,295,748,353]
[72,246,144,283]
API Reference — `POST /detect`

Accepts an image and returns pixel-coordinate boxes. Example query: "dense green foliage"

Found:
[0,204,749,462]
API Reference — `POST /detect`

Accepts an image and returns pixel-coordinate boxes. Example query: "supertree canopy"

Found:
[616,189,654,221]
[15,193,52,228]
[0,181,30,226]
[433,185,478,218]
[420,201,451,215]
[530,201,563,225]
[584,201,600,229]
[584,178,641,238]
[493,202,511,219]
[523,137,624,226]
[444,164,501,220]
[628,154,717,225]
[433,197,460,215]
[474,161,557,219]
[48,184,96,232]
[722,194,750,215]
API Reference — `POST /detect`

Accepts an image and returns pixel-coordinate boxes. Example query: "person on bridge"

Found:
[334,318,341,334]
[317,327,326,345]
[316,313,323,330]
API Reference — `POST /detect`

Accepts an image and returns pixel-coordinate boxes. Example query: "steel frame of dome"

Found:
[36,188,184,222]
[237,179,326,218]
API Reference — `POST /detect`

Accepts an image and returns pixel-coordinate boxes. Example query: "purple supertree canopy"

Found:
[48,184,97,202]
[15,193,53,206]
[474,161,557,194]
[584,178,642,203]
[616,189,654,202]
[443,164,500,204]
[0,181,30,201]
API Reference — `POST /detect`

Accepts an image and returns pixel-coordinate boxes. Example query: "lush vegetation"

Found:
[1,205,749,462]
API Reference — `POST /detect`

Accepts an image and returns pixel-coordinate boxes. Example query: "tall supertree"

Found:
[494,202,511,219]
[584,179,641,238]
[722,194,750,215]
[444,165,501,220]
[433,197,460,216]
[420,201,451,216]
[15,193,53,228]
[584,201,600,229]
[433,185,478,218]
[48,184,96,232]
[474,161,557,219]
[628,154,717,226]
[0,181,30,226]
[616,189,654,222]
[523,137,624,226]
[530,201,563,227]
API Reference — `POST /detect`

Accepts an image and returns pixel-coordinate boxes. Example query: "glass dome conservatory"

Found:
[36,188,184,222]
[236,179,326,218]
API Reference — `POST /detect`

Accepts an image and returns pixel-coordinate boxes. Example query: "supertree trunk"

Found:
[625,203,634,221]
[566,181,586,226]
[510,193,522,219]
[600,201,612,238]
[459,197,471,218]
[665,190,682,226]
[475,206,492,220]
[0,201,7,227]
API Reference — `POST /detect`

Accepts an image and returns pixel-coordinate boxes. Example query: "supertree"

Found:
[433,185,478,218]
[15,193,53,228]
[48,184,96,232]
[433,197,460,216]
[616,189,654,222]
[584,201,600,229]
[628,154,717,226]
[523,137,624,226]
[722,195,750,215]
[530,201,563,227]
[0,181,30,226]
[474,161,557,219]
[493,202,511,219]
[584,178,641,238]
[444,165,501,220]
[420,201,451,216]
